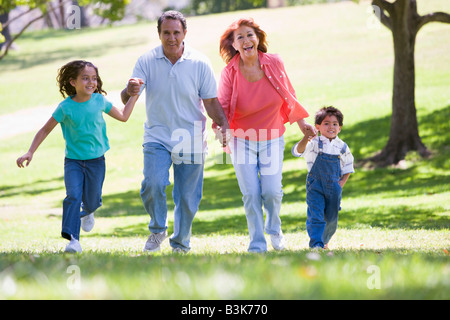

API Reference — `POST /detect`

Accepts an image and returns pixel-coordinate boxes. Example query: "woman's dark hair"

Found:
[57,60,106,98]
[315,106,344,126]
[157,10,187,34]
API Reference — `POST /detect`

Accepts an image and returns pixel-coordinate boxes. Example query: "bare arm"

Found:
[203,97,230,147]
[295,124,316,154]
[121,78,143,104]
[339,173,351,188]
[108,92,140,122]
[17,117,58,168]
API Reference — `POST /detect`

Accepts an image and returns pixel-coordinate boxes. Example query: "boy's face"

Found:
[315,114,341,140]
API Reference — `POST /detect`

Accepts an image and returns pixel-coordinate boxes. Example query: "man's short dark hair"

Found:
[157,10,187,34]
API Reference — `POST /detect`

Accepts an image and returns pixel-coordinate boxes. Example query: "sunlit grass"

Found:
[0,1,449,300]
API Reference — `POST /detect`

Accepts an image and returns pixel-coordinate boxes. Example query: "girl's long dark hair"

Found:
[57,60,107,98]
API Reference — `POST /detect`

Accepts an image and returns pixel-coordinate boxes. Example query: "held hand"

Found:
[304,126,317,141]
[215,125,231,148]
[17,152,33,168]
[127,78,144,96]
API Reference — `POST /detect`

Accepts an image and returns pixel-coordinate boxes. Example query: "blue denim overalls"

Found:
[306,138,347,248]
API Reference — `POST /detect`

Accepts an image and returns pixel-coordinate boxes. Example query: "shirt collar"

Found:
[156,42,192,61]
[318,135,342,144]
[229,50,268,70]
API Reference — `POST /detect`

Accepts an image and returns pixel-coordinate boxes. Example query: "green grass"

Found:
[0,1,449,300]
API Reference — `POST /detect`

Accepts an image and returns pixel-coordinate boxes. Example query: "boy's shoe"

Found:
[143,230,168,252]
[270,231,285,251]
[65,236,82,253]
[81,213,95,232]
[310,246,324,252]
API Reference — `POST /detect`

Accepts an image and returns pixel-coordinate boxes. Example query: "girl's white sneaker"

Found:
[81,213,95,232]
[65,236,82,253]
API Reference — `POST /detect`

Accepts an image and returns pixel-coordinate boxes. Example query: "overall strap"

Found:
[340,143,347,154]
[318,138,323,154]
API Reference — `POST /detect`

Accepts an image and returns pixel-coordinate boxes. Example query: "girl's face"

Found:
[316,114,341,140]
[70,66,98,98]
[232,25,259,59]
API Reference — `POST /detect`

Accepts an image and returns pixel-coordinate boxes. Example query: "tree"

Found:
[369,0,450,166]
[0,0,129,60]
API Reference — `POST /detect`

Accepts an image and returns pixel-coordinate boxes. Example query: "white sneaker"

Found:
[65,236,82,253]
[270,231,285,250]
[81,213,95,232]
[143,230,168,252]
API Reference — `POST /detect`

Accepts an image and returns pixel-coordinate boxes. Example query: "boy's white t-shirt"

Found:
[292,135,355,175]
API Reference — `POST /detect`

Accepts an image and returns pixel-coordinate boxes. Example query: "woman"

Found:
[215,18,315,253]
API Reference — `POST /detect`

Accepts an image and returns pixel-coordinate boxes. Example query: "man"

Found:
[121,11,229,253]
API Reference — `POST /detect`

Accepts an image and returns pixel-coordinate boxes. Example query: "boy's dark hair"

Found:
[157,10,187,34]
[57,60,106,98]
[315,106,344,126]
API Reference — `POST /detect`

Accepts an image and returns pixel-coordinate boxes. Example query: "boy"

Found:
[292,106,354,250]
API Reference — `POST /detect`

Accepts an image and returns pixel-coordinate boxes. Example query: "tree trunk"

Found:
[370,0,430,166]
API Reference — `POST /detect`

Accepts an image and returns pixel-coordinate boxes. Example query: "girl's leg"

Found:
[62,158,83,241]
[81,156,106,215]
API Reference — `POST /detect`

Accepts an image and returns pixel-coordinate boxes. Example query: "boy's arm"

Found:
[295,127,316,154]
[339,173,351,188]
[17,117,58,168]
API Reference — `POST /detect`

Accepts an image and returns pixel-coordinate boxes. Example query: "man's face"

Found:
[159,18,187,62]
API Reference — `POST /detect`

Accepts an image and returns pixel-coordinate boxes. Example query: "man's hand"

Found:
[127,78,144,96]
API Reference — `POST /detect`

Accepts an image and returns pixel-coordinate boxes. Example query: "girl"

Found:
[16,60,143,253]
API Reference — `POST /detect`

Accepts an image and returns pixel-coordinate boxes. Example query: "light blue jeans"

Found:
[140,143,204,251]
[230,136,285,252]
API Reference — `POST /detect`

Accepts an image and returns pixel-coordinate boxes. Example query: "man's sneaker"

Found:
[65,236,82,253]
[270,231,285,251]
[81,213,95,232]
[143,230,168,252]
[172,247,188,254]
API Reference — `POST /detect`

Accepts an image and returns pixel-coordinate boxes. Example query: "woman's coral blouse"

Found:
[216,51,309,139]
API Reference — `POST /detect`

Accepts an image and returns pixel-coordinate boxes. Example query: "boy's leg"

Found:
[306,178,326,248]
[62,158,84,241]
[323,182,342,246]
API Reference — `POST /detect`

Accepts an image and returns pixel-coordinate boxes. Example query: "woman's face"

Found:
[232,25,259,59]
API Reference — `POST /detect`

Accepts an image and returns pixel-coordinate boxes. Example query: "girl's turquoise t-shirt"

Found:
[52,93,113,160]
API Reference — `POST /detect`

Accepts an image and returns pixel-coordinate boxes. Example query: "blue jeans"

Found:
[62,156,105,241]
[230,136,285,252]
[140,143,204,251]
[306,151,342,248]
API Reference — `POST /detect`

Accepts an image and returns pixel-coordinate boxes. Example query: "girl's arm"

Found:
[17,117,58,168]
[109,78,143,122]
[107,94,139,122]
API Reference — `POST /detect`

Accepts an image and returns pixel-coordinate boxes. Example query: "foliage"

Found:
[188,0,267,15]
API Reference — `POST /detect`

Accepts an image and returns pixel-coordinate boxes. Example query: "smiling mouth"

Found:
[244,45,254,52]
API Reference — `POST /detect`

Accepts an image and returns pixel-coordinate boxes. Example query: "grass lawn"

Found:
[0,0,449,300]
